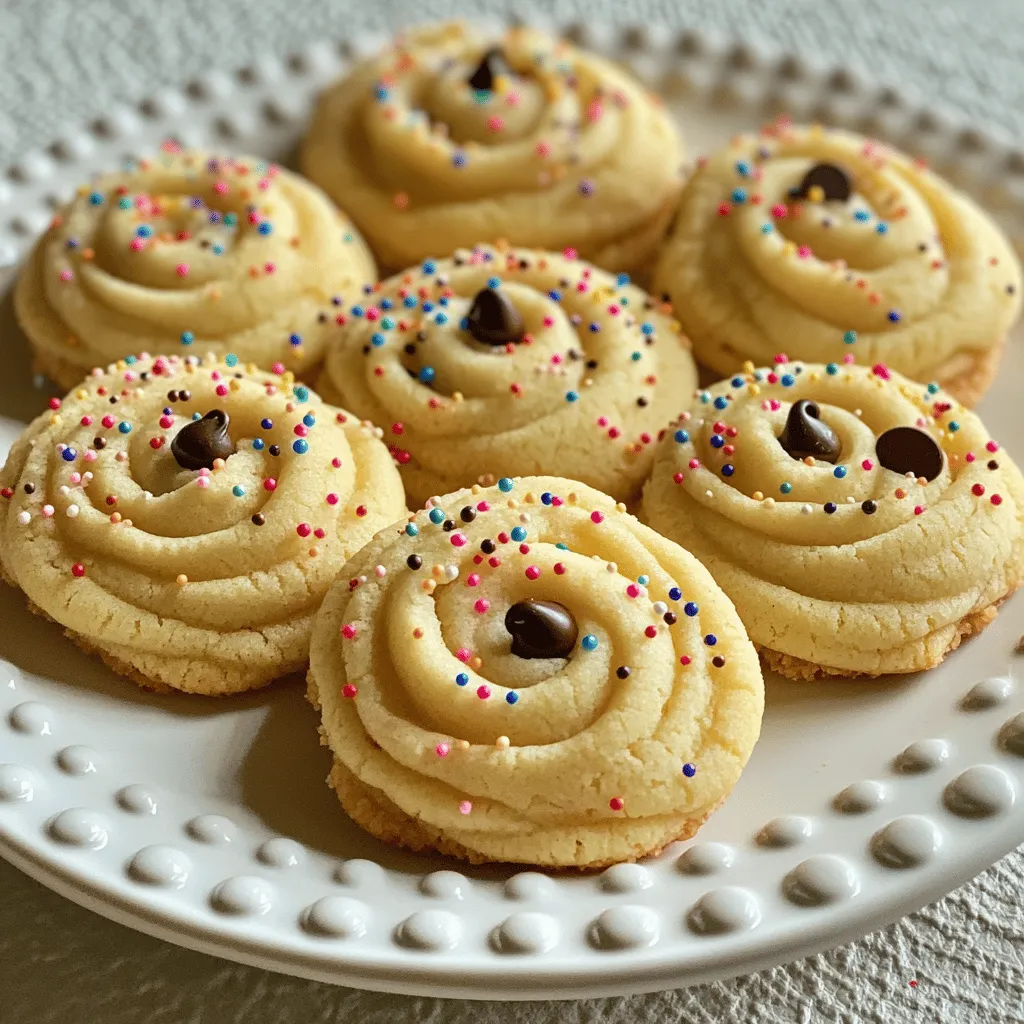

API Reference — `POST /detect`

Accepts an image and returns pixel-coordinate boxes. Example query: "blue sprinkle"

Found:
[887,310,901,323]
[674,429,690,443]
[684,602,698,617]
[506,691,519,705]
[289,333,302,347]
[704,634,717,646]
[253,438,265,451]
[60,447,77,462]
[459,316,469,330]
[541,492,553,505]
[731,376,745,387]
[732,188,747,203]
[418,367,436,384]
[375,85,389,101]
[713,396,729,410]
[88,191,103,205]
[257,222,272,235]
[261,418,274,430]
[118,422,132,434]
[833,466,848,478]
[565,391,579,402]
[136,224,152,238]
[710,435,725,449]
[422,260,436,274]
[380,299,394,311]
[371,333,386,347]
[456,672,469,687]
[875,222,888,234]
[180,331,194,346]
[722,464,735,477]
[302,414,315,428]
[292,439,309,454]
[434,312,448,326]
[588,322,600,333]
[640,322,655,336]
[668,587,682,601]
[548,290,561,301]
[403,296,418,308]
[422,301,435,314]
[510,526,527,542]
[452,152,467,167]
[351,305,364,317]
[781,374,795,387]
[498,478,514,493]
[854,209,870,222]
[682,763,697,778]
[429,508,445,525]
[616,273,631,287]
[487,276,501,289]
[736,161,750,176]
[581,634,599,651]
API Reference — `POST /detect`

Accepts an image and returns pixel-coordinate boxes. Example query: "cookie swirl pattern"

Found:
[0,354,406,694]
[653,123,1022,406]
[642,360,1024,678]
[319,246,698,506]
[301,21,684,272]
[15,150,376,389]
[310,475,763,869]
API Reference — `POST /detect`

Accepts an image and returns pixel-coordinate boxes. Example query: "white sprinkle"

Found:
[16,511,30,525]
[59,485,70,496]
[652,601,668,615]
[444,565,459,581]
[358,575,368,584]
[800,504,813,515]
[374,565,387,578]
[846,496,856,504]
[519,512,531,524]
[705,489,714,498]
[66,504,80,518]
[606,561,617,573]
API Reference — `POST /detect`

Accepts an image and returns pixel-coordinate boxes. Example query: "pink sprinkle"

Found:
[914,505,925,515]
[626,584,641,598]
[965,452,976,463]
[843,354,855,364]
[435,743,450,758]
[673,472,684,484]
[456,648,472,663]
[597,416,609,427]
[341,623,358,639]
[196,477,210,489]
[215,384,228,397]
[680,655,692,666]
[766,372,779,384]
[797,245,813,259]
[450,533,467,547]
[562,247,577,261]
[296,523,312,538]
[474,599,490,614]
[525,565,541,580]
[80,416,93,426]
[59,269,73,282]
[608,304,621,316]
[264,478,277,491]
[551,496,564,506]
[365,307,380,321]
[331,458,343,468]
[459,801,472,815]
[591,510,605,524]
[69,472,81,485]
[101,415,116,429]
[991,494,1003,506]
[342,684,358,699]
[467,573,481,587]
[518,543,530,555]
[871,363,892,380]
[272,362,286,375]
[771,203,788,218]
[986,441,999,453]
[41,505,54,518]
[554,562,566,575]
[176,263,190,277]
[774,353,789,365]
[688,458,701,470]
[130,238,145,251]
[159,415,173,429]
[543,316,555,328]
[644,625,657,638]
[487,115,504,132]
[609,797,624,811]
[326,493,339,505]
[476,685,491,699]
[861,459,875,471]
[213,180,229,194]
[586,99,603,121]
[84,450,97,463]
[476,501,490,512]
[535,141,552,157]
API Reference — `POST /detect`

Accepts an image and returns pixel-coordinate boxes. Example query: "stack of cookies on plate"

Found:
[2,20,1022,870]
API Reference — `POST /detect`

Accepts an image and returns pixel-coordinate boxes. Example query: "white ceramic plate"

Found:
[0,19,1023,1002]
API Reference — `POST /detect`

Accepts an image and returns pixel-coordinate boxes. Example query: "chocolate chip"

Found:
[269,444,280,457]
[465,287,525,347]
[23,483,35,494]
[616,666,631,679]
[862,500,878,515]
[93,437,106,449]
[459,506,476,523]
[171,409,235,471]
[480,538,496,554]
[791,162,852,202]
[406,554,422,570]
[467,48,508,92]
[251,513,265,526]
[777,400,841,463]
[505,599,579,660]
[875,426,944,482]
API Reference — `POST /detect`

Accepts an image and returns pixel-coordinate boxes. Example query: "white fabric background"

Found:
[2,1,1023,1020]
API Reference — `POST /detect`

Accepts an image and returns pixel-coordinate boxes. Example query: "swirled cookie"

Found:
[300,21,684,273]
[15,150,376,390]
[652,122,1022,406]
[309,475,763,868]
[318,246,697,507]
[642,360,1024,679]
[0,354,406,695]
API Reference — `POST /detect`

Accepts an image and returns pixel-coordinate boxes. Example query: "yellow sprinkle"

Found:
[212,458,226,471]
[742,360,755,373]
[807,184,825,203]
[110,512,122,524]
[431,564,444,578]
[568,492,578,504]
[752,491,765,501]
[176,574,188,586]
[457,739,470,751]
[523,492,536,504]
[48,414,61,426]
[748,384,761,396]
[421,580,436,593]
[470,484,482,494]
[469,656,483,670]
[615,502,627,513]
[452,392,464,403]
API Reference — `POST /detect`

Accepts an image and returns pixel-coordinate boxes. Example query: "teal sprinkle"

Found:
[225,353,238,367]
[498,478,514,493]
[232,485,245,497]
[948,421,960,432]
[428,508,445,525]
[405,523,419,537]
[118,197,132,210]
[826,363,839,375]
[180,331,194,346]
[761,223,774,234]
[555,543,569,550]
[581,634,599,651]
[343,232,354,243]
[780,482,792,494]
[637,575,649,585]
[630,351,642,361]
[510,526,527,542]
[565,391,579,402]
[223,213,237,227]
[699,391,712,404]
[293,386,310,403]
[843,331,857,344]
[927,382,940,394]
[381,316,395,330]
[125,355,137,365]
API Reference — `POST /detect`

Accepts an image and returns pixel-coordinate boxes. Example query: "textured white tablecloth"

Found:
[2,1,1023,1020]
